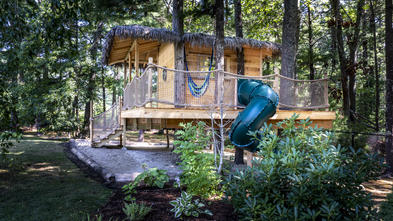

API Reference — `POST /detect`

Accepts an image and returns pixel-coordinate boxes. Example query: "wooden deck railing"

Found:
[121,59,330,111]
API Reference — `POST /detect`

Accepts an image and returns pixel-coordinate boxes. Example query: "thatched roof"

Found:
[102,25,281,65]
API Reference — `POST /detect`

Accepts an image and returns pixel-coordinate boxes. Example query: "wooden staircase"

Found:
[92,127,123,147]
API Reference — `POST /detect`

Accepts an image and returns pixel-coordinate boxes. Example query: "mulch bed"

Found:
[92,185,238,221]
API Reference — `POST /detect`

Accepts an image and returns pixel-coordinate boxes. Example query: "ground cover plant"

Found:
[225,115,383,220]
[122,200,152,221]
[122,165,169,201]
[0,134,111,221]
[170,191,213,218]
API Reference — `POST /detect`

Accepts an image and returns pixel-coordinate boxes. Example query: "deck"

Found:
[121,107,336,129]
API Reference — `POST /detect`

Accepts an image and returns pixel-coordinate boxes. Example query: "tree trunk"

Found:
[102,68,106,112]
[173,0,185,107]
[370,0,380,131]
[385,0,393,172]
[331,0,364,120]
[215,0,225,174]
[348,0,365,121]
[280,0,300,108]
[234,0,244,165]
[307,4,315,80]
[331,0,349,117]
[307,3,319,107]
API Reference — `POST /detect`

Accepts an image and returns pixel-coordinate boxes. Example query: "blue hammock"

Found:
[184,47,214,97]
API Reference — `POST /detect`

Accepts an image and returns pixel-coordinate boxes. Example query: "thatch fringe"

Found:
[102,25,281,65]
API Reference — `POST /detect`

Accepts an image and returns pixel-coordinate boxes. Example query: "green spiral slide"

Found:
[229,79,279,152]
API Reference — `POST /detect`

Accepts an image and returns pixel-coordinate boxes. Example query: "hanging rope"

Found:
[184,46,214,97]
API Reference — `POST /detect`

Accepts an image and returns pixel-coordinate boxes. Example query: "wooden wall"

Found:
[183,44,237,106]
[155,43,275,108]
[157,43,175,108]
[243,47,273,76]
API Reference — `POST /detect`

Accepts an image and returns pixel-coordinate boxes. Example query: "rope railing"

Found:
[92,102,120,142]
[121,62,330,111]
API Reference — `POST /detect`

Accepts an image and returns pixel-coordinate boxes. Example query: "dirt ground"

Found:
[92,186,237,221]
[364,175,393,207]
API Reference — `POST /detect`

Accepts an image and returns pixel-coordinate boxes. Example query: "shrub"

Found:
[170,191,212,218]
[173,121,222,198]
[122,166,169,201]
[122,201,151,221]
[225,114,383,220]
[0,131,23,172]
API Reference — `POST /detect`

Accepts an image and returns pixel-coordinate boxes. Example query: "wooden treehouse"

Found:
[90,25,335,148]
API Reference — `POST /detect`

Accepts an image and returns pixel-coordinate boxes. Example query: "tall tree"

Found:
[385,0,393,172]
[215,0,225,173]
[280,0,300,106]
[173,0,185,107]
[370,0,380,131]
[234,0,244,165]
[307,3,315,80]
[331,0,365,120]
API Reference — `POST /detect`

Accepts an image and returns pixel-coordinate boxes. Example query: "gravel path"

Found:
[68,139,181,185]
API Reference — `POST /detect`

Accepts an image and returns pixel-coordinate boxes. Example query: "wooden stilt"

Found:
[166,128,170,148]
[246,150,253,167]
[122,118,126,147]
[89,100,93,144]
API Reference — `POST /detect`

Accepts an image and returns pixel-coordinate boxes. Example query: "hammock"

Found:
[184,47,214,97]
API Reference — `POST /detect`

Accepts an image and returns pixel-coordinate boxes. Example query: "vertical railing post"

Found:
[273,68,280,97]
[234,76,238,109]
[89,100,93,144]
[147,57,153,108]
[216,70,224,107]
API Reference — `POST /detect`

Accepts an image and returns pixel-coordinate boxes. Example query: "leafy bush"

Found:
[225,114,383,220]
[0,131,23,172]
[123,201,151,221]
[122,166,169,201]
[170,191,212,218]
[173,121,222,198]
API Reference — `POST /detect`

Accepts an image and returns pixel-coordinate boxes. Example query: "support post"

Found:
[273,68,280,96]
[128,51,132,83]
[166,128,170,148]
[147,57,153,107]
[135,40,139,77]
[260,50,264,76]
[89,100,93,144]
[324,72,329,111]
[122,118,126,147]
[246,150,253,167]
[234,77,238,109]
[119,96,123,146]
[123,63,127,88]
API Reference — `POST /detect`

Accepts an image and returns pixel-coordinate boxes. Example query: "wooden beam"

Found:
[124,40,136,61]
[121,108,336,120]
[109,59,127,66]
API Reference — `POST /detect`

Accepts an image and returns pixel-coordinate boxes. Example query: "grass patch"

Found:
[0,135,112,221]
